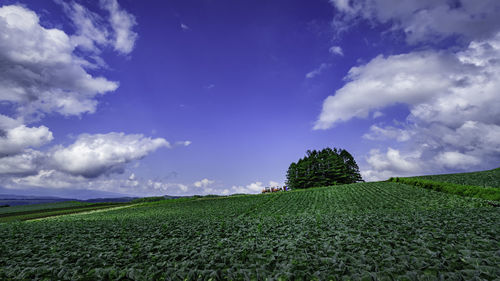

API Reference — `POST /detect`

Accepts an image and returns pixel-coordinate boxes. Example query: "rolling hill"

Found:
[0,172,499,280]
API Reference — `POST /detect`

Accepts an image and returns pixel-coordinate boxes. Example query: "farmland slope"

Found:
[1,182,499,280]
[415,167,500,188]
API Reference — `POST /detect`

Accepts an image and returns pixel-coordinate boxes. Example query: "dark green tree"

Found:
[286,147,363,189]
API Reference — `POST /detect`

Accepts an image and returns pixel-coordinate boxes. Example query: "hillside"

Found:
[1,182,499,280]
[389,167,500,202]
[416,167,500,188]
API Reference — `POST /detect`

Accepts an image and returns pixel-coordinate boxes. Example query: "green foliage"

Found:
[286,147,363,189]
[389,177,500,202]
[416,167,500,188]
[1,182,499,280]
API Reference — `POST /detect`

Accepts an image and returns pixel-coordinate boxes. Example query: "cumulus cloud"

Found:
[0,4,119,120]
[180,23,190,31]
[363,125,414,142]
[51,132,169,178]
[231,181,265,194]
[0,125,53,156]
[3,169,189,196]
[9,169,79,189]
[362,148,422,181]
[193,178,215,188]
[100,0,138,54]
[329,45,343,56]
[0,150,45,176]
[231,180,281,194]
[314,51,462,129]
[305,63,331,79]
[318,7,500,178]
[315,35,500,131]
[435,151,481,170]
[0,3,182,198]
[330,0,500,44]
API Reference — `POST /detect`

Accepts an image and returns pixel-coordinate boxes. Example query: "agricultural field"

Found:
[1,182,499,280]
[416,167,500,188]
[0,202,127,223]
[0,201,88,215]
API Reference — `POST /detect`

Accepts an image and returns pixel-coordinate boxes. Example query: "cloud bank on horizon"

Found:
[316,0,500,180]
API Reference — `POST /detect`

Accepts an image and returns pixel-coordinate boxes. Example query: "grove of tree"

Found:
[286,147,363,189]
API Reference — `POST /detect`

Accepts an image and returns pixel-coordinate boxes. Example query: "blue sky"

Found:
[1,0,500,198]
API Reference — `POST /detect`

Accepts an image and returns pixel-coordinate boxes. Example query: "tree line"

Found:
[286,147,363,189]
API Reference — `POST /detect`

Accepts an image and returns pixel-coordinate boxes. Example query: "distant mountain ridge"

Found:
[0,194,72,200]
[0,191,139,206]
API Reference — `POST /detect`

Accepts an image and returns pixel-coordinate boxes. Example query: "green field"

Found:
[389,167,500,202]
[416,168,500,188]
[0,202,128,223]
[0,201,88,215]
[1,182,499,280]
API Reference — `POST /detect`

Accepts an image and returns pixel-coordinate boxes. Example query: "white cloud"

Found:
[319,31,500,177]
[435,151,481,170]
[315,32,500,129]
[0,5,119,120]
[231,181,265,194]
[330,0,500,44]
[51,132,169,178]
[193,178,215,188]
[366,148,421,173]
[0,150,44,176]
[372,111,384,118]
[363,125,413,142]
[268,180,280,187]
[9,169,78,189]
[144,179,188,193]
[180,23,190,31]
[0,125,53,155]
[329,45,343,56]
[362,148,422,181]
[4,169,189,196]
[324,0,500,178]
[0,3,182,198]
[231,180,281,194]
[100,0,138,54]
[175,140,192,147]
[58,0,109,53]
[0,114,21,129]
[314,51,459,129]
[305,63,331,79]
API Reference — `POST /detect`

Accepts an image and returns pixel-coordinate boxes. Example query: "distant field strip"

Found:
[0,202,128,223]
[416,167,500,188]
[0,201,88,215]
[28,205,136,222]
[389,177,500,202]
[1,182,498,280]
